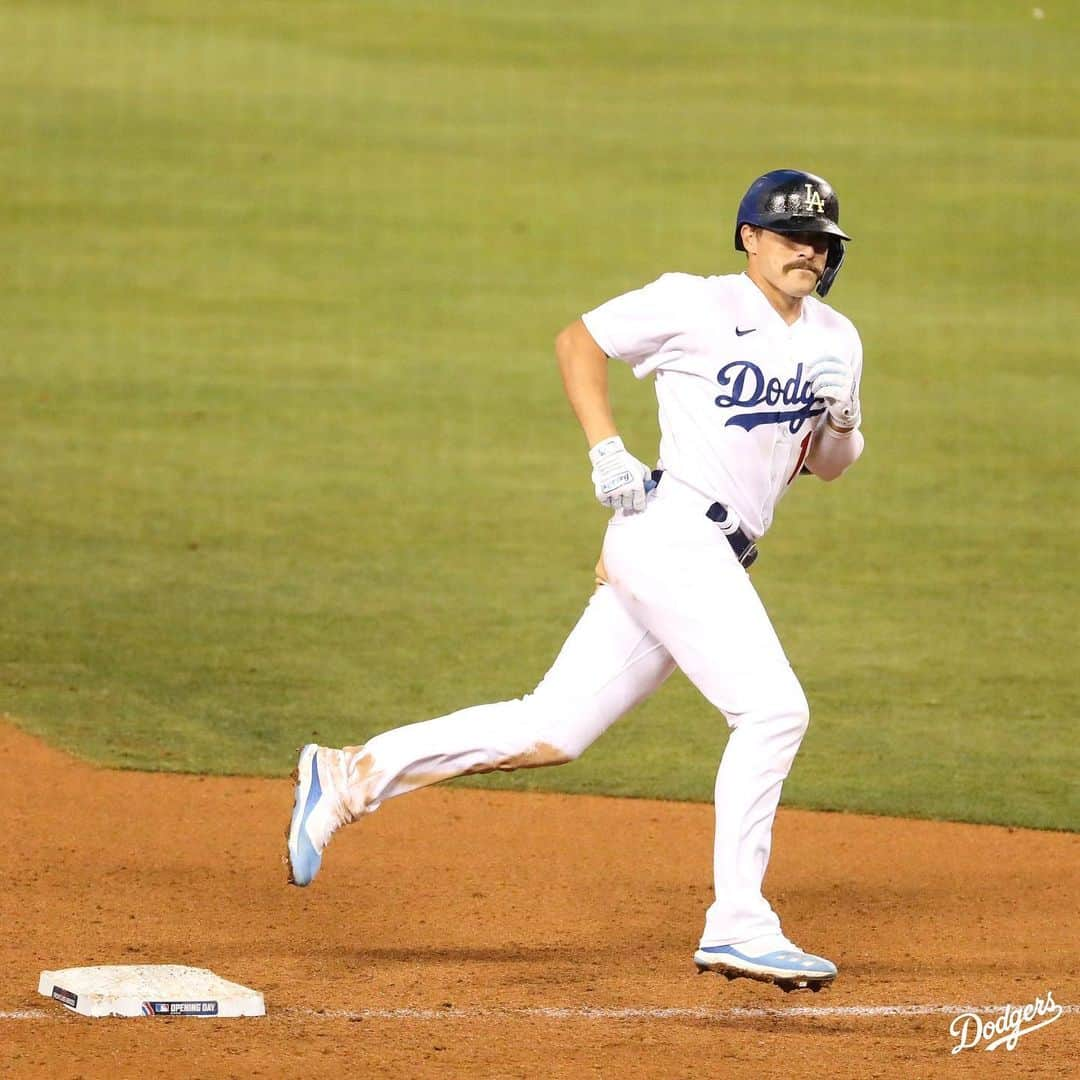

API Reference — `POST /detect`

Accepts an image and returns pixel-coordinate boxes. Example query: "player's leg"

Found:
[602,487,834,987]
[342,583,673,810]
[287,583,675,885]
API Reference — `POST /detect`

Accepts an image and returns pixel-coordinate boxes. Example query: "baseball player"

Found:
[287,169,864,993]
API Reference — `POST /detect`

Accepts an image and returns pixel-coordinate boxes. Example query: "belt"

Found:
[650,470,759,570]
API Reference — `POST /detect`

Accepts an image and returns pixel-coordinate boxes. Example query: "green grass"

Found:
[2,1,1077,829]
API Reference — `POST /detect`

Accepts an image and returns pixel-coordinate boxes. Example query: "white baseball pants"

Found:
[336,477,810,947]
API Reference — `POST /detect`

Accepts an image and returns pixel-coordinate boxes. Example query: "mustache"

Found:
[783,259,822,279]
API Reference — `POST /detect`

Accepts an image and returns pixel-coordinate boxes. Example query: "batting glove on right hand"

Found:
[806,355,861,430]
[589,436,650,512]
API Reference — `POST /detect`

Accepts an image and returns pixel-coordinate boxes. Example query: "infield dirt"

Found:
[1,721,1076,1078]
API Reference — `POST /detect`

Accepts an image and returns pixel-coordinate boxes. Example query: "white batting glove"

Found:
[588,436,650,512]
[806,355,861,430]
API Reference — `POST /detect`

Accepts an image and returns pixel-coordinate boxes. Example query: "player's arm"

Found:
[556,319,650,511]
[555,319,618,447]
[805,416,864,481]
[804,340,865,481]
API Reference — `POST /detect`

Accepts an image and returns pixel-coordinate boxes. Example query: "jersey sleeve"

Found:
[581,272,698,378]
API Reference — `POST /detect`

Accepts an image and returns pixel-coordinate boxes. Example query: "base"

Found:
[37,965,265,1018]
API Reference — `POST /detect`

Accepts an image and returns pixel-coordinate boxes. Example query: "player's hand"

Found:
[807,355,861,430]
[588,436,650,512]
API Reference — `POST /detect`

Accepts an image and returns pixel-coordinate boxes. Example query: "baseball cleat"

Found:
[694,936,837,993]
[286,743,348,887]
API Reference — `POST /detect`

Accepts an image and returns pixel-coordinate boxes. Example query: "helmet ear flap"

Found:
[816,238,845,297]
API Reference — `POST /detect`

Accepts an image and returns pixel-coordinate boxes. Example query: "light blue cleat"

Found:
[694,936,837,992]
[287,744,347,887]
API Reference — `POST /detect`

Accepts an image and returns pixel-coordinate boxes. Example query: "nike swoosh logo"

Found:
[735,327,757,337]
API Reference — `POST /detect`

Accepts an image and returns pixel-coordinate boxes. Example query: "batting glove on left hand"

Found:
[589,436,650,512]
[807,355,861,430]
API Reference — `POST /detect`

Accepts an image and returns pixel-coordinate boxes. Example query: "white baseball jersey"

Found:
[582,271,863,538]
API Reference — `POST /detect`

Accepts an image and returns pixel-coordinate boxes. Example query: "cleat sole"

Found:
[285,745,321,887]
[695,957,836,993]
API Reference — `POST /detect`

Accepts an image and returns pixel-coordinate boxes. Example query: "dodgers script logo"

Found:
[715,361,823,433]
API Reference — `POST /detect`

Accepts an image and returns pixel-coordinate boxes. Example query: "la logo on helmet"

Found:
[803,184,826,214]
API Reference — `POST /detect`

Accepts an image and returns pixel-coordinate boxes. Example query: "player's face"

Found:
[742,227,830,302]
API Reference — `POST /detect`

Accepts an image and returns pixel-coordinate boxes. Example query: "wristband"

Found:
[825,414,858,437]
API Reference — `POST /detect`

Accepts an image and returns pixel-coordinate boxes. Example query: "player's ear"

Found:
[740,224,760,255]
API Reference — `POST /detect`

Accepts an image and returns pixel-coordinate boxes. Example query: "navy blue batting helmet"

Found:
[734,169,851,297]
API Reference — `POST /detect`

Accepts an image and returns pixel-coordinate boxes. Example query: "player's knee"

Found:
[495,695,586,770]
[733,683,809,739]
[776,687,810,740]
[516,689,606,765]
[783,685,811,736]
[525,717,588,766]
[541,729,589,764]
[791,702,811,744]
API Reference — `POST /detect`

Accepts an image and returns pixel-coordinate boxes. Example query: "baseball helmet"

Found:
[734,169,851,297]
